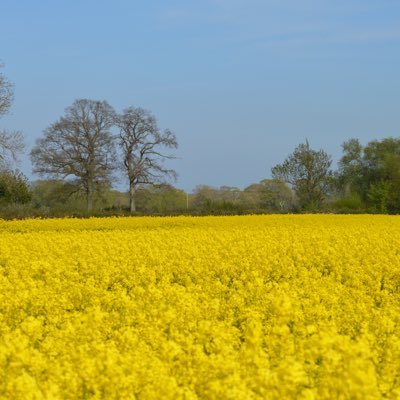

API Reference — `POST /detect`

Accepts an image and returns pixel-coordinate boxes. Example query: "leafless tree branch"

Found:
[115,107,178,212]
[0,130,25,169]
[0,63,13,117]
[30,99,116,210]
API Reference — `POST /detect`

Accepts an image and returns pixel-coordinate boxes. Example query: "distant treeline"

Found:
[2,65,400,217]
[2,133,400,219]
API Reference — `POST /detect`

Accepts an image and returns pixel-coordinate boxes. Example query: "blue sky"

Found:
[1,0,400,192]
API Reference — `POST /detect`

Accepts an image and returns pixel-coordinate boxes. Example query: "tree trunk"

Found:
[129,183,136,212]
[87,181,94,211]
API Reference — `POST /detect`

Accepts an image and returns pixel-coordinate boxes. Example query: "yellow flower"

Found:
[0,215,398,398]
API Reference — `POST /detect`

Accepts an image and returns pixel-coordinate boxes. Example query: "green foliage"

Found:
[0,170,31,206]
[338,137,400,213]
[31,180,126,212]
[271,141,332,210]
[242,179,295,211]
[338,139,364,191]
[367,181,391,214]
[330,193,365,213]
[191,185,246,213]
[135,184,187,213]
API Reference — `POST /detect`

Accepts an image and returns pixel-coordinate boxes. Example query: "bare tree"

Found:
[116,107,178,212]
[0,131,24,169]
[0,63,13,117]
[0,63,25,170]
[31,99,116,210]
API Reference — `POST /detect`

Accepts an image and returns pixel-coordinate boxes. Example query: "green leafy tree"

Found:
[367,181,391,214]
[337,138,365,196]
[241,179,294,211]
[191,185,220,211]
[0,170,31,205]
[338,137,400,213]
[272,141,332,210]
[136,184,186,213]
[31,179,123,212]
[191,185,242,212]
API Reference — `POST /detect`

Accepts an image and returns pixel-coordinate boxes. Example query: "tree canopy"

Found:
[31,99,116,210]
[272,141,332,210]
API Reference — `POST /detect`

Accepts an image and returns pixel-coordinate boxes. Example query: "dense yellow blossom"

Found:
[0,215,400,399]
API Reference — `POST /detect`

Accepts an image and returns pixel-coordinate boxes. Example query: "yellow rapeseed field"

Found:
[1,215,400,399]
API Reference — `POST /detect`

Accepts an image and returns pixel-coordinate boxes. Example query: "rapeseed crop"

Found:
[0,215,399,399]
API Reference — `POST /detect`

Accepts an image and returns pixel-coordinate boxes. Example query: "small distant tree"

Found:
[135,184,186,213]
[272,140,332,210]
[115,107,178,212]
[191,185,219,210]
[191,185,242,212]
[31,179,122,211]
[31,99,116,210]
[219,186,241,204]
[241,179,294,211]
[259,179,295,211]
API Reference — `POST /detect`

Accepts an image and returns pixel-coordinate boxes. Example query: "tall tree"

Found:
[272,140,332,210]
[337,138,365,196]
[31,99,116,210]
[115,107,177,212]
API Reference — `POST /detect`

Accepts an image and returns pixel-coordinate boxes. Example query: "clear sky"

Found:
[1,0,400,192]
